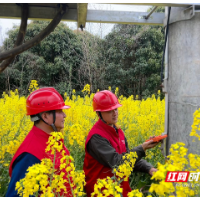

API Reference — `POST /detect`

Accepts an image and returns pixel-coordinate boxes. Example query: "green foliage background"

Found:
[0,7,165,99]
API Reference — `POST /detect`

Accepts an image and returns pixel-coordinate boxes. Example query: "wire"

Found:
[145,6,158,19]
[80,24,84,31]
[161,7,171,83]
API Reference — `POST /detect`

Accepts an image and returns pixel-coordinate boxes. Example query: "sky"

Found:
[0,3,151,46]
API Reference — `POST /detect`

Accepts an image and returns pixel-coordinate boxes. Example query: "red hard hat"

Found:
[93,90,122,112]
[26,87,70,115]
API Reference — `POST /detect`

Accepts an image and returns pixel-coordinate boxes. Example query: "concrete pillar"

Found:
[166,6,200,154]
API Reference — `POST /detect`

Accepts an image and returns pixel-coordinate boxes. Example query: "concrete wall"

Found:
[166,7,200,154]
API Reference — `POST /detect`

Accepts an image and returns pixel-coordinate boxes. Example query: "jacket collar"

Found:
[96,118,118,136]
[31,125,50,139]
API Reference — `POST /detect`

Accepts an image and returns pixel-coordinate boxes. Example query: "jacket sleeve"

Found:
[87,135,153,173]
[133,159,153,174]
[6,152,40,197]
[125,137,146,161]
[87,134,146,168]
[125,137,154,173]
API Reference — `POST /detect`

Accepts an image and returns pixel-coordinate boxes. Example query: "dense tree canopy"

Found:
[0,11,165,99]
[1,21,84,95]
[103,24,164,98]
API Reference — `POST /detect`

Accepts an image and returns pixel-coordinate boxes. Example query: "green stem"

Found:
[52,151,56,180]
[48,150,56,195]
[66,166,75,197]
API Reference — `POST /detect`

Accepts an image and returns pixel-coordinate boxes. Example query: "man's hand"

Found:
[142,136,160,151]
[149,167,157,176]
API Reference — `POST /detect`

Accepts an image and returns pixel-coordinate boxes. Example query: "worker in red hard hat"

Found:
[83,90,159,197]
[6,87,73,197]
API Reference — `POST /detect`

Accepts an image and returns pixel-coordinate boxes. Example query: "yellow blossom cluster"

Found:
[0,83,167,197]
[81,84,90,95]
[45,131,64,154]
[127,189,143,197]
[115,151,138,181]
[0,89,32,167]
[149,142,200,197]
[148,113,200,197]
[190,108,200,141]
[2,83,200,197]
[91,177,123,197]
[15,131,86,197]
[16,158,54,197]
[28,80,39,93]
[68,124,86,148]
[91,151,139,197]
[115,87,119,97]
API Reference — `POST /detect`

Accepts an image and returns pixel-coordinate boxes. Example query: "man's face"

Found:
[44,109,66,132]
[101,108,118,125]
[54,109,66,131]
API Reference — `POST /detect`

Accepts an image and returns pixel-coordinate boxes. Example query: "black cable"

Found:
[80,24,84,31]
[161,7,171,83]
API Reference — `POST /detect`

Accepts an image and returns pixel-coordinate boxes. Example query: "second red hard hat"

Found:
[93,90,122,112]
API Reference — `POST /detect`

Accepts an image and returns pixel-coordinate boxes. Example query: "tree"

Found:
[1,21,83,96]
[103,23,164,99]
[0,4,29,73]
[0,4,67,73]
[75,30,107,93]
[0,6,165,98]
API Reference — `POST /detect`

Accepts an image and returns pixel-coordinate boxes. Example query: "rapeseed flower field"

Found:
[0,81,200,197]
